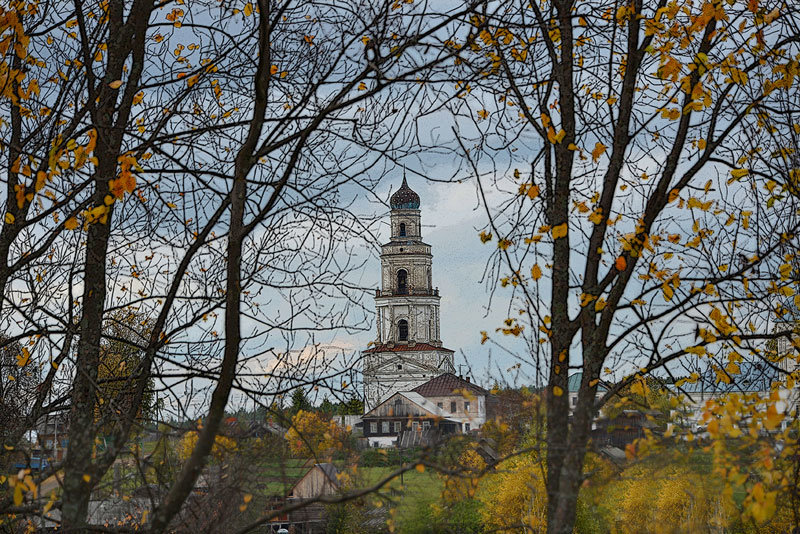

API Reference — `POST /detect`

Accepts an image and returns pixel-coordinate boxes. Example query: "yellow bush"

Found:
[178,430,237,462]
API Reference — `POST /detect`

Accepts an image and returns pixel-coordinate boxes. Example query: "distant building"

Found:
[267,462,340,534]
[361,179,456,412]
[412,372,488,430]
[362,391,461,448]
[362,373,489,447]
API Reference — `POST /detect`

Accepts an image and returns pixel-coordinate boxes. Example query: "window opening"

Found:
[398,319,409,341]
[397,269,408,294]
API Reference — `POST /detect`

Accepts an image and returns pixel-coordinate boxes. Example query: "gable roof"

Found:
[363,391,450,419]
[412,372,488,397]
[291,462,340,493]
[363,342,454,354]
[567,372,608,393]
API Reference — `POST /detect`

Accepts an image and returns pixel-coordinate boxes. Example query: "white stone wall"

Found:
[363,349,456,411]
[390,209,422,238]
[375,297,440,344]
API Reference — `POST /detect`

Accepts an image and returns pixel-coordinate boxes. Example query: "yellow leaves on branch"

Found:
[285,410,346,458]
[166,8,184,27]
[178,430,237,462]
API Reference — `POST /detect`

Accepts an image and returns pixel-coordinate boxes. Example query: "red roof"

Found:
[363,342,454,354]
[412,372,488,397]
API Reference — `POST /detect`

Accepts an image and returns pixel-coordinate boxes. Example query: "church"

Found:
[361,178,457,412]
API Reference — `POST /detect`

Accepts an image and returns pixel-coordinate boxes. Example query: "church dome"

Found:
[390,178,420,209]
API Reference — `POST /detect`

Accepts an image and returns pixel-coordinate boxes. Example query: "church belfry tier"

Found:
[362,178,455,412]
[377,178,440,345]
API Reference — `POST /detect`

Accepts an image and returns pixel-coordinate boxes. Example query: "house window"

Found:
[399,223,406,236]
[398,319,409,341]
[394,421,401,433]
[450,401,457,413]
[423,421,430,430]
[437,402,443,409]
[412,421,419,431]
[397,269,408,294]
[465,423,471,432]
[464,401,470,412]
[571,396,577,407]
[382,421,390,433]
[370,422,377,434]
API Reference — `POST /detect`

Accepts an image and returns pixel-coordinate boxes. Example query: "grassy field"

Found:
[358,466,443,533]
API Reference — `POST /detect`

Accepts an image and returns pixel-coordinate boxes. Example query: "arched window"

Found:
[399,222,406,237]
[398,319,409,341]
[397,269,408,294]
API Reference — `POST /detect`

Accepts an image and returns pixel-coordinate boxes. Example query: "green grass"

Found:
[358,466,443,533]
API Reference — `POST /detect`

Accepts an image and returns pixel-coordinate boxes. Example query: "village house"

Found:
[412,372,488,431]
[362,373,490,447]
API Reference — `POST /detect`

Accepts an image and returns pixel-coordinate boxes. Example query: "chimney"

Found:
[466,376,471,383]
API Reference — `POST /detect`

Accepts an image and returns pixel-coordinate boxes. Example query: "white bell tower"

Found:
[362,178,456,411]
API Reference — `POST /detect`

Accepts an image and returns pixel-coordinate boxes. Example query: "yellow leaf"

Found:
[594,298,606,312]
[108,80,123,89]
[4,212,14,224]
[730,168,749,180]
[477,109,488,119]
[615,256,626,271]
[764,404,783,431]
[552,223,568,239]
[553,385,563,397]
[591,142,607,162]
[16,348,30,367]
[82,474,91,483]
[531,264,542,280]
[243,493,253,503]
[64,217,79,230]
[304,35,315,46]
[358,82,367,91]
[662,283,674,301]
[243,2,253,16]
[480,331,489,344]
[415,463,425,473]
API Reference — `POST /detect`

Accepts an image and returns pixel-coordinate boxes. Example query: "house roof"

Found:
[669,359,780,394]
[363,391,450,419]
[412,372,488,397]
[363,342,454,354]
[567,372,608,393]
[291,463,340,493]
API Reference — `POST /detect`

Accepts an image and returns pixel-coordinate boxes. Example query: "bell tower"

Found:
[362,178,455,411]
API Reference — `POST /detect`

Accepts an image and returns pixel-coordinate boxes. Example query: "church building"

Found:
[362,179,456,411]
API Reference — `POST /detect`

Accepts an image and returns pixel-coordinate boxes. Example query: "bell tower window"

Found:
[397,269,408,295]
[399,222,406,237]
[398,319,409,341]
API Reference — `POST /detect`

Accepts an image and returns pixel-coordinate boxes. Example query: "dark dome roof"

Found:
[390,178,420,209]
